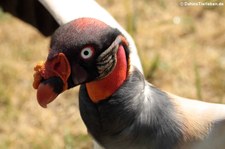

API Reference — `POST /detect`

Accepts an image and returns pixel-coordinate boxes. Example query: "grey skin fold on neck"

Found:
[79,68,184,149]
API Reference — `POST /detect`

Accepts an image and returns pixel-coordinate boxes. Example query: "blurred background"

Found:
[0,0,224,148]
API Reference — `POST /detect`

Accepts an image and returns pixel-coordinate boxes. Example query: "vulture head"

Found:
[33,18,130,108]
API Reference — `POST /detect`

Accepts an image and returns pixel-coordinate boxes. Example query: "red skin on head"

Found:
[86,45,128,103]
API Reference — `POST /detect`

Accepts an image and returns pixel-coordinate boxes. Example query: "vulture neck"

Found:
[86,45,128,103]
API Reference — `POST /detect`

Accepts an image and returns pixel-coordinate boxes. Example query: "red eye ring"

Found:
[80,47,94,59]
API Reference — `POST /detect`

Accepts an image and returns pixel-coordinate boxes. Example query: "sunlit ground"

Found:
[0,0,224,148]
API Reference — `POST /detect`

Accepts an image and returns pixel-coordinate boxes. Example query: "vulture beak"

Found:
[33,53,71,108]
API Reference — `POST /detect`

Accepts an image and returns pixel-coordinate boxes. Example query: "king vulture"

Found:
[0,1,142,148]
[33,18,225,149]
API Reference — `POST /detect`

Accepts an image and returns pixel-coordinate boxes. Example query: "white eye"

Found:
[81,47,94,59]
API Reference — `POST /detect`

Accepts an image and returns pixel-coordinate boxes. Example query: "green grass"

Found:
[194,61,202,100]
[124,0,137,37]
[64,133,91,149]
[145,54,161,81]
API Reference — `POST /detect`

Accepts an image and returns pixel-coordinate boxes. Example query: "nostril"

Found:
[54,62,61,71]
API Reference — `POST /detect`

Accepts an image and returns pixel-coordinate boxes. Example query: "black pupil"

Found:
[84,50,89,56]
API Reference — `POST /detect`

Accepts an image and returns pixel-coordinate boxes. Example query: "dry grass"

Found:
[0,0,224,148]
[99,0,225,102]
[0,12,91,149]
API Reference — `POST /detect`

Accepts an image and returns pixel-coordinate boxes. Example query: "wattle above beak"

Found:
[33,53,71,108]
